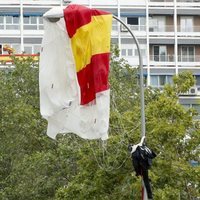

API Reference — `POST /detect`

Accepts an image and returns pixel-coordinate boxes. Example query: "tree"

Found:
[0,52,199,200]
[55,50,200,199]
[0,57,62,200]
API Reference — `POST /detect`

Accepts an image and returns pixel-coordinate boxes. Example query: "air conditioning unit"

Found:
[188,87,198,95]
[120,24,128,32]
[149,27,154,32]
[180,86,199,96]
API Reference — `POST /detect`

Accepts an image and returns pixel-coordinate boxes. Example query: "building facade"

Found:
[0,0,200,113]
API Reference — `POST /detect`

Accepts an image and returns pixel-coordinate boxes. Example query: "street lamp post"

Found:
[112,15,147,200]
[44,12,147,200]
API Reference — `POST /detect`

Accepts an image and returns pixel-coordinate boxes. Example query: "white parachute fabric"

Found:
[39,7,110,140]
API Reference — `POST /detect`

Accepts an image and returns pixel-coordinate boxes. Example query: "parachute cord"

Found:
[102,140,107,164]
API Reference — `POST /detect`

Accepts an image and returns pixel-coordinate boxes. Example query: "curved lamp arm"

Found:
[112,15,146,138]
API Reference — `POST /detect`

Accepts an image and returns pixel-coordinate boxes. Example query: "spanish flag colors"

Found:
[39,5,112,140]
[64,5,112,105]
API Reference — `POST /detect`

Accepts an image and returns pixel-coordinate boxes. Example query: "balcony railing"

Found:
[0,0,62,5]
[0,24,20,30]
[150,55,175,62]
[150,0,200,2]
[150,55,200,62]
[129,25,146,31]
[119,24,146,32]
[149,25,174,32]
[178,55,200,62]
[177,26,200,32]
[0,24,43,31]
[177,0,200,2]
[149,0,173,2]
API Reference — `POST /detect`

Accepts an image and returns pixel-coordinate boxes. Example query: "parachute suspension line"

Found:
[89,141,130,172]
[87,121,141,171]
[87,65,142,171]
[102,140,107,163]
[67,15,144,172]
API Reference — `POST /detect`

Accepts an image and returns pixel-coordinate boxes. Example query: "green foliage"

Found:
[173,71,196,93]
[0,54,199,200]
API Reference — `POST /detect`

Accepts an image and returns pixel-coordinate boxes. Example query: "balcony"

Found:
[120,24,146,32]
[149,0,173,2]
[114,24,146,37]
[148,0,174,7]
[150,55,200,64]
[149,25,174,32]
[177,26,200,36]
[178,55,200,62]
[177,0,200,2]
[150,55,174,62]
[0,0,62,5]
[150,55,175,66]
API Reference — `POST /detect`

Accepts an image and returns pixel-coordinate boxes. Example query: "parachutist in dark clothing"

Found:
[128,143,156,200]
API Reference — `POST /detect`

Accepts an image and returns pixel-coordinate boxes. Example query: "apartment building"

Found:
[0,0,200,114]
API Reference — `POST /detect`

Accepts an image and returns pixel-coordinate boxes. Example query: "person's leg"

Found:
[142,170,153,199]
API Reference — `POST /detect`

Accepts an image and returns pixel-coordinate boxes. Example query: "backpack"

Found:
[137,145,156,168]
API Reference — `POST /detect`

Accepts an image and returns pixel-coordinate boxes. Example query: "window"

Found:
[5,16,19,30]
[139,17,146,31]
[150,75,159,86]
[180,46,195,62]
[24,16,37,30]
[121,49,133,57]
[195,76,200,86]
[128,49,133,56]
[135,49,146,56]
[12,44,21,54]
[180,16,193,32]
[30,16,37,24]
[140,17,146,26]
[23,17,29,24]
[159,75,166,86]
[0,16,3,23]
[0,45,2,55]
[150,75,173,87]
[23,16,43,30]
[127,17,138,25]
[0,16,20,30]
[39,17,44,30]
[121,16,146,31]
[33,45,41,54]
[6,16,12,24]
[0,16,3,30]
[112,19,118,31]
[24,46,32,54]
[153,45,167,61]
[13,17,19,24]
[121,49,126,56]
[149,16,165,32]
[39,17,43,24]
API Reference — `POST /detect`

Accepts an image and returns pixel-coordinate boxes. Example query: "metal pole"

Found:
[113,16,146,138]
[20,0,24,53]
[113,16,147,200]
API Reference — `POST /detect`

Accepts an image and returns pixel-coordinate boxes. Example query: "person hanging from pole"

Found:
[128,137,156,200]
